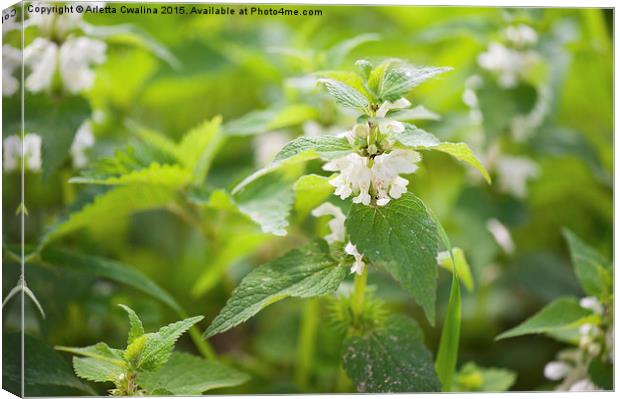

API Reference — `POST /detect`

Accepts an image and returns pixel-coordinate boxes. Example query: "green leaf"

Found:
[496,297,595,340]
[42,184,178,245]
[69,163,190,187]
[437,247,474,292]
[137,352,249,395]
[342,315,441,393]
[319,78,370,111]
[293,174,334,220]
[223,104,318,136]
[72,357,125,383]
[119,304,145,346]
[563,228,612,297]
[391,124,490,183]
[387,105,440,121]
[126,316,203,371]
[454,362,516,392]
[233,170,296,236]
[379,64,452,102]
[56,342,125,364]
[177,116,222,184]
[274,135,352,163]
[2,333,96,396]
[205,239,347,338]
[477,81,537,140]
[432,213,462,391]
[316,70,370,97]
[346,192,439,324]
[588,358,613,390]
[39,247,183,314]
[20,94,91,178]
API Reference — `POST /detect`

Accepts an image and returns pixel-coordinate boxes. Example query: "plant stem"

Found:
[188,324,216,360]
[351,267,368,317]
[295,298,319,390]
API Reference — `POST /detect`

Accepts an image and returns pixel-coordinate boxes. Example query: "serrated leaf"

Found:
[73,357,124,383]
[316,70,370,98]
[70,163,190,187]
[319,78,369,111]
[379,64,452,102]
[387,105,440,121]
[496,297,595,340]
[367,59,398,95]
[42,184,178,245]
[127,316,203,371]
[223,104,318,136]
[433,143,491,184]
[346,193,439,324]
[563,229,612,297]
[392,123,441,147]
[2,333,96,396]
[205,239,347,338]
[342,315,441,393]
[177,116,222,183]
[119,304,145,346]
[133,126,181,161]
[293,174,334,220]
[137,352,249,395]
[233,170,296,236]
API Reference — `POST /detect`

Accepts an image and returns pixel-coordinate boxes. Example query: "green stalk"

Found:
[351,267,368,317]
[187,322,216,360]
[295,298,320,390]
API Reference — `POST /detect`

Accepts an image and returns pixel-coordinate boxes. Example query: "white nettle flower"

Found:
[311,203,346,244]
[544,361,572,381]
[376,98,410,135]
[23,36,106,94]
[2,45,21,96]
[3,134,42,172]
[504,24,538,47]
[486,218,515,255]
[324,149,421,207]
[253,131,291,167]
[579,297,604,315]
[569,379,598,392]
[345,242,365,275]
[477,42,538,88]
[495,155,540,198]
[71,121,96,168]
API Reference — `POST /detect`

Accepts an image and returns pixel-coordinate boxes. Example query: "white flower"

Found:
[27,2,83,39]
[71,121,96,168]
[569,379,597,392]
[371,149,420,206]
[341,123,370,146]
[2,45,21,96]
[376,98,410,135]
[486,218,515,254]
[324,153,373,205]
[579,297,604,315]
[312,203,346,244]
[544,361,571,381]
[23,36,106,94]
[462,88,478,108]
[3,134,42,172]
[3,135,21,172]
[477,42,538,88]
[253,131,291,167]
[495,155,540,198]
[345,242,365,275]
[505,24,538,47]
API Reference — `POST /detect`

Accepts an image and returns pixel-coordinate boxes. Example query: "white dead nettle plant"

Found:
[3,134,43,173]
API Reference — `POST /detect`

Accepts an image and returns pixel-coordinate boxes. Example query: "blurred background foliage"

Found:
[2,3,612,394]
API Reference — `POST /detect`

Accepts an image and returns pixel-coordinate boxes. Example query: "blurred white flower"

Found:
[27,2,83,39]
[505,24,538,47]
[345,242,365,275]
[544,361,571,381]
[23,36,106,94]
[478,42,538,88]
[376,97,410,135]
[324,153,373,205]
[371,149,420,206]
[3,134,42,172]
[71,121,96,168]
[253,131,291,167]
[486,218,515,254]
[495,155,540,198]
[569,379,597,392]
[579,297,604,315]
[2,45,21,96]
[312,203,346,244]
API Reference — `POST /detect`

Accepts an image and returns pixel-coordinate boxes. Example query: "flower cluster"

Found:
[23,2,107,94]
[312,203,366,275]
[543,296,612,391]
[3,134,42,173]
[324,98,422,207]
